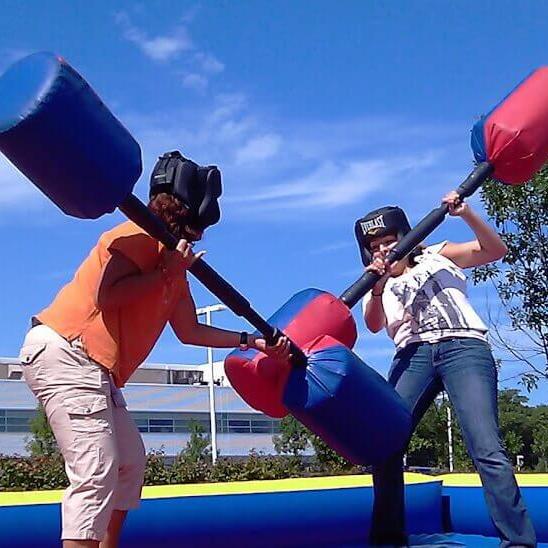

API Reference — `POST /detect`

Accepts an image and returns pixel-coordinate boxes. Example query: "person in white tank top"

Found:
[357,191,536,547]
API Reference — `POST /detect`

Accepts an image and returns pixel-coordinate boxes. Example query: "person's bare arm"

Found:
[169,291,240,347]
[170,291,291,359]
[440,191,507,269]
[364,293,388,333]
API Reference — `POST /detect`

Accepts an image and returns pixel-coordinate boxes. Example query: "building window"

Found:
[217,413,281,434]
[0,409,281,436]
[174,419,210,433]
[0,410,34,433]
[149,418,174,433]
[171,370,204,385]
[130,412,211,434]
[129,412,280,435]
[135,418,149,433]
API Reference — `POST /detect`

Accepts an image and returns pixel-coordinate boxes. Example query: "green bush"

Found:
[0,455,68,491]
[143,449,172,486]
[171,456,210,484]
[210,452,301,483]
[26,405,59,457]
[208,457,240,482]
[0,450,344,491]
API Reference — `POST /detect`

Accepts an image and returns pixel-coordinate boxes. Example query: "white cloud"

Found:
[235,134,282,165]
[141,35,191,62]
[122,98,459,225]
[114,11,224,92]
[208,93,248,123]
[204,94,254,143]
[227,153,438,211]
[115,11,192,62]
[194,52,224,74]
[182,73,208,91]
[280,117,464,162]
[117,42,460,220]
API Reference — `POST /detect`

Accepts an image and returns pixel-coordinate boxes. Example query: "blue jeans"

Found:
[370,338,536,547]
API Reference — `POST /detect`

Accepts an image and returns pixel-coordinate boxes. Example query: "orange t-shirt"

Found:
[37,221,188,386]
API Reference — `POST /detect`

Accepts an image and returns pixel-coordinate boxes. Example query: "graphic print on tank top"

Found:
[389,260,471,335]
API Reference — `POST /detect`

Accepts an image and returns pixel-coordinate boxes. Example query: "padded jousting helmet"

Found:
[150,150,222,230]
[354,206,412,266]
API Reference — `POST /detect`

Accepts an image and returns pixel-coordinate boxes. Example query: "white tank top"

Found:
[362,242,488,349]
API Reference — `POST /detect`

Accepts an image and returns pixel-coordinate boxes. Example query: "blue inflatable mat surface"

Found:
[2,474,546,547]
[343,534,548,547]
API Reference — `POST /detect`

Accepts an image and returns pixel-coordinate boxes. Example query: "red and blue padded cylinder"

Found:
[225,289,357,418]
[284,335,412,465]
[0,52,142,218]
[471,67,548,185]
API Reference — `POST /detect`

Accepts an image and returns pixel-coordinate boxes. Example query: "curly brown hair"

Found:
[147,193,190,240]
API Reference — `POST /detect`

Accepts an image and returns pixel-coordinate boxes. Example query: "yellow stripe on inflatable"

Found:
[0,489,65,506]
[0,472,434,507]
[141,472,434,500]
[439,473,548,487]
[3,473,547,506]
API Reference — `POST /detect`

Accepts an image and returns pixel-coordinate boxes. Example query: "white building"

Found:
[0,357,281,458]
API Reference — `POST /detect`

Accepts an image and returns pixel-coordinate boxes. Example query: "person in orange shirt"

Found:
[18,151,290,548]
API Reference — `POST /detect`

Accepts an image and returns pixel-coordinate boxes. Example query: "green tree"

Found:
[497,389,532,464]
[450,425,474,472]
[273,416,309,457]
[473,167,548,388]
[406,390,536,472]
[181,420,211,464]
[449,389,536,471]
[170,421,212,484]
[309,433,354,474]
[25,404,58,457]
[530,406,548,472]
[406,399,474,472]
[407,401,448,469]
[531,426,548,472]
[273,416,354,473]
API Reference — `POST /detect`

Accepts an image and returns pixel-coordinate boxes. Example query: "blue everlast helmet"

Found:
[354,206,412,266]
[150,150,222,230]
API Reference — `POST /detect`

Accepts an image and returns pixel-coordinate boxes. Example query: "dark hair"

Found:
[408,246,424,267]
[148,193,190,239]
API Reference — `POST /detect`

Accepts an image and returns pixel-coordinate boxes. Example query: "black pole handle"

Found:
[340,161,493,308]
[118,194,308,366]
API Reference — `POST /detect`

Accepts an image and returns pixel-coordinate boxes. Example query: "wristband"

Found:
[372,291,383,297]
[239,331,249,351]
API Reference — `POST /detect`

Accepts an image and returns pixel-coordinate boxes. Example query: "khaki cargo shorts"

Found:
[19,324,146,542]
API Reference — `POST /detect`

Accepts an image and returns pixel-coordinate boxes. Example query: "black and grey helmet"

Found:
[150,150,222,230]
[354,206,411,266]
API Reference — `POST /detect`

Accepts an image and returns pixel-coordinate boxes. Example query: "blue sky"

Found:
[0,1,547,403]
